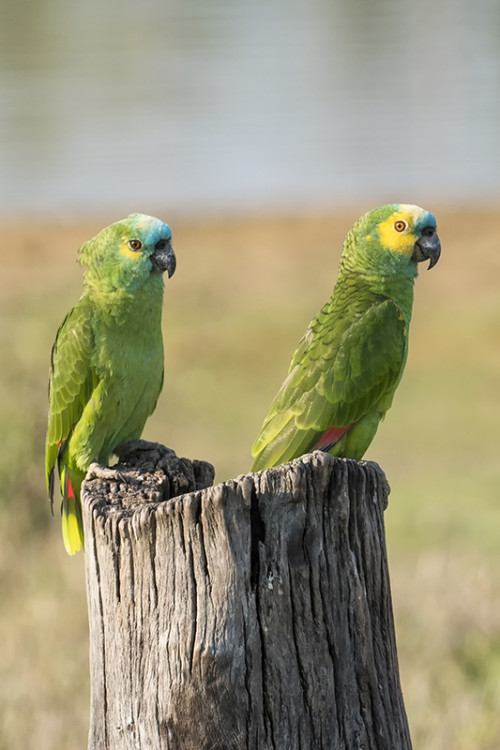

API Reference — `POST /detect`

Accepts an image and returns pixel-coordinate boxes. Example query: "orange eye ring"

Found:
[128,239,143,251]
[394,220,407,233]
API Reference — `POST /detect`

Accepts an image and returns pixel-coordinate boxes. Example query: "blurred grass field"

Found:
[1,207,499,749]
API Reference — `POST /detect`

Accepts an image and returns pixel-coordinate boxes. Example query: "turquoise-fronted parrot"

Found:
[45,214,176,554]
[251,204,440,472]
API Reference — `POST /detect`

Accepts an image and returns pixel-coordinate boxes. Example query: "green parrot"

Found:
[45,214,176,555]
[251,204,441,472]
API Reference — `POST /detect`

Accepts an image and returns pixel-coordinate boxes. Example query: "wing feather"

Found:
[45,300,95,500]
[251,298,407,468]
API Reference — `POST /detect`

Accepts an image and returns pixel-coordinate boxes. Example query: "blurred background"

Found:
[1,1,500,748]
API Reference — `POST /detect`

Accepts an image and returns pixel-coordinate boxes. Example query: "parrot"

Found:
[45,213,176,555]
[250,204,441,472]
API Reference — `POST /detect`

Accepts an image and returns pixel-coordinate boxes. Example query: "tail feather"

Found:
[61,468,85,555]
[313,424,353,452]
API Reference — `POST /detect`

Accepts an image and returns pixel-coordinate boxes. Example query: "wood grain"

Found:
[83,441,411,750]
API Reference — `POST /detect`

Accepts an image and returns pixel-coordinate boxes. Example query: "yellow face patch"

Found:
[119,241,143,261]
[377,205,428,258]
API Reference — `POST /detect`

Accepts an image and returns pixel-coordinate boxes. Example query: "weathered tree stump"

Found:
[82,441,411,750]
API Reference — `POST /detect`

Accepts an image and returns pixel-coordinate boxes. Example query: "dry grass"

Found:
[1,206,499,749]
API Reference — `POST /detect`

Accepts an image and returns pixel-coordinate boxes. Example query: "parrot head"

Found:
[345,204,441,278]
[79,213,176,293]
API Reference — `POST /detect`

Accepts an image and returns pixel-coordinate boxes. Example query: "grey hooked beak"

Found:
[412,227,441,270]
[151,239,176,277]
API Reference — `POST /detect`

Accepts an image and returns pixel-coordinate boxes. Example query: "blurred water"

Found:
[1,0,499,216]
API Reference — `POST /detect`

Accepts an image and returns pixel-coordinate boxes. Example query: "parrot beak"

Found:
[412,227,441,270]
[151,239,176,277]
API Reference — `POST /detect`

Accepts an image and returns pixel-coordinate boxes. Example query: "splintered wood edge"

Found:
[81,445,389,532]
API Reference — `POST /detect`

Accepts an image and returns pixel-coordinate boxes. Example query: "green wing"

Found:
[45,300,95,502]
[251,298,408,469]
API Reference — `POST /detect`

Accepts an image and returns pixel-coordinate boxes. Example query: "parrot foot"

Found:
[86,462,127,484]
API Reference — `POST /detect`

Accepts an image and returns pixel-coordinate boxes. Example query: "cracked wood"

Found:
[83,441,411,750]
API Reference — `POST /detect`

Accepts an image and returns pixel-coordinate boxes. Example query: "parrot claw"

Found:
[86,462,127,484]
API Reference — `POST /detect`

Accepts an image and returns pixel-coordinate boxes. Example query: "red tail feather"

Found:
[314,424,353,450]
[65,473,76,500]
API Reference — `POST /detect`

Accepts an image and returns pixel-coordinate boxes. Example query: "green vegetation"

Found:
[1,209,499,749]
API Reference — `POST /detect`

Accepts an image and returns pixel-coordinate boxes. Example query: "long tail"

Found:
[60,466,85,555]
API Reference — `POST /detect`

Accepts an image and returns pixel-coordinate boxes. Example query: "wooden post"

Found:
[83,441,412,750]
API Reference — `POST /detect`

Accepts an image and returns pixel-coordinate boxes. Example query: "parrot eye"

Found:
[128,239,143,251]
[394,220,407,233]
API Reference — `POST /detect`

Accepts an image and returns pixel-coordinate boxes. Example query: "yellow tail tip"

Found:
[62,509,85,555]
